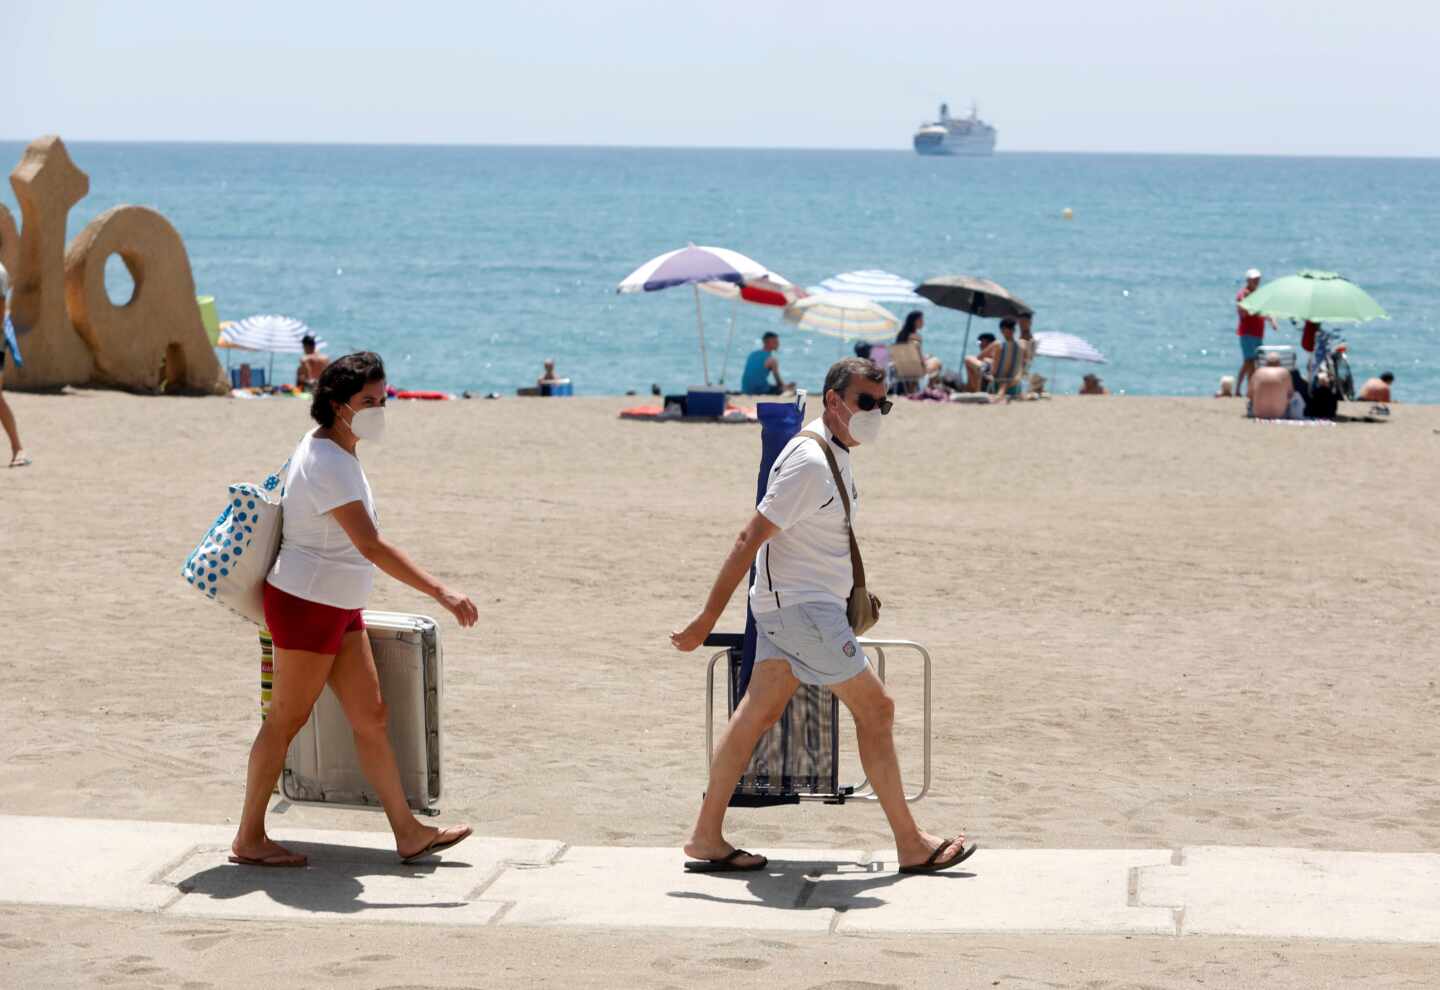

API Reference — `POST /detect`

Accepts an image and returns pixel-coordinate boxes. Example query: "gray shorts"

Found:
[753,602,867,687]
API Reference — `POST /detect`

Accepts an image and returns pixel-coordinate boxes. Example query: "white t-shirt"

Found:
[749,417,857,615]
[268,430,378,609]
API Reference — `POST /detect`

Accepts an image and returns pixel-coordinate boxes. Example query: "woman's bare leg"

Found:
[0,377,25,464]
[327,630,468,857]
[233,645,336,864]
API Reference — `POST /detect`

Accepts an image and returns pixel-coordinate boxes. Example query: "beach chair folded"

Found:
[704,632,932,806]
[281,611,443,814]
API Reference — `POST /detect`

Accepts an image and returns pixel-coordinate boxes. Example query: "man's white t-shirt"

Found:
[268,430,378,609]
[749,417,856,615]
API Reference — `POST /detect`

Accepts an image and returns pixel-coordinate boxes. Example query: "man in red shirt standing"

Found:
[1235,268,1275,397]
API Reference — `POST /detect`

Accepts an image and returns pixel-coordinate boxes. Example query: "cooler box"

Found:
[686,385,726,418]
[540,378,573,396]
[282,611,444,813]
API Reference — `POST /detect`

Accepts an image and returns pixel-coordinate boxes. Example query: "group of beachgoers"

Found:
[1224,268,1394,419]
[739,310,1107,403]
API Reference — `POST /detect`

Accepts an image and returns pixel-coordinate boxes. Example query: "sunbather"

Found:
[671,357,976,876]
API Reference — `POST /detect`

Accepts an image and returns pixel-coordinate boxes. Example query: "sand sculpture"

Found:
[5,136,226,394]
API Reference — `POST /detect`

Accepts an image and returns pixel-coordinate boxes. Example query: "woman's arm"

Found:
[331,500,478,627]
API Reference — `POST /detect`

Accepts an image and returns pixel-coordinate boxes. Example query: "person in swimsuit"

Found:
[0,264,29,468]
[294,335,328,391]
[232,351,478,868]
[980,318,1024,400]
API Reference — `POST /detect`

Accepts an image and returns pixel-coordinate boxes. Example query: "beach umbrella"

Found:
[1239,270,1388,324]
[217,315,323,381]
[814,269,929,306]
[617,244,770,384]
[1032,331,1106,393]
[783,292,899,342]
[916,275,1034,366]
[1032,331,1106,364]
[700,274,806,384]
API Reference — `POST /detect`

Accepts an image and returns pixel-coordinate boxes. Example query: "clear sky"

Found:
[5,0,1437,156]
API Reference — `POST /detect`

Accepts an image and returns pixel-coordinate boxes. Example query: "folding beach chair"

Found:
[888,340,927,395]
[703,632,932,806]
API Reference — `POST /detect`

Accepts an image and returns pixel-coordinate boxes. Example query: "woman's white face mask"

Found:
[343,403,387,444]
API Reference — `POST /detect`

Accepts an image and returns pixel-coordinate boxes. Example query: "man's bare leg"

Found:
[830,664,966,868]
[685,658,798,865]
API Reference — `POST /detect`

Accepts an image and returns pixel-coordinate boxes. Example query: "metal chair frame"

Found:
[704,635,932,805]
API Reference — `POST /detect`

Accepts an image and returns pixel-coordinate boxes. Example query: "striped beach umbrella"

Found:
[1032,332,1106,364]
[783,292,899,342]
[618,245,771,384]
[217,315,322,354]
[813,269,928,306]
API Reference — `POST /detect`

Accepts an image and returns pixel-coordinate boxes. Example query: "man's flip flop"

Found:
[227,852,307,868]
[400,824,473,864]
[683,848,768,874]
[898,837,978,875]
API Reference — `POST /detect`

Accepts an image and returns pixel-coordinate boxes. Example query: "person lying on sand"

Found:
[671,357,976,877]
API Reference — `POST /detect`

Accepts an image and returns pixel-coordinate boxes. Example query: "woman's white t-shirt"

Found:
[268,430,377,609]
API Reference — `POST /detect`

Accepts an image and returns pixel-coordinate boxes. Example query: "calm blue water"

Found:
[3,142,1437,399]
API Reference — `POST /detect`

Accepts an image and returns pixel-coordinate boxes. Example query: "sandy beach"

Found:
[2,389,1439,987]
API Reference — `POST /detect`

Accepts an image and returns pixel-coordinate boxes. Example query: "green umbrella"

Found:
[1239,270,1388,324]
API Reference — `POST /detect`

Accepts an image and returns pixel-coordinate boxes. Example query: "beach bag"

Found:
[797,431,882,636]
[182,463,287,625]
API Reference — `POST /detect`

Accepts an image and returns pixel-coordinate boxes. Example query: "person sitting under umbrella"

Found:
[295,335,329,391]
[894,311,943,381]
[962,333,997,392]
[740,332,794,395]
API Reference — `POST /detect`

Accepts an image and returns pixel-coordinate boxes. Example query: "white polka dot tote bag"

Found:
[181,463,287,626]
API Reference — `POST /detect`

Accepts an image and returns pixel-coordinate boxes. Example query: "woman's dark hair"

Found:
[311,351,386,427]
[897,310,924,344]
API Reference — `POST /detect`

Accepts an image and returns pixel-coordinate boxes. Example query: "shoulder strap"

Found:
[797,430,865,590]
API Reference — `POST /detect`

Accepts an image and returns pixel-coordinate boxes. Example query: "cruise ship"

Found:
[913,102,997,156]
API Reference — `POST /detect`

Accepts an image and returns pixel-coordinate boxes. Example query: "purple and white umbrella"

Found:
[618,244,770,384]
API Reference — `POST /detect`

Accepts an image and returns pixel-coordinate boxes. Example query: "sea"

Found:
[2,141,1437,400]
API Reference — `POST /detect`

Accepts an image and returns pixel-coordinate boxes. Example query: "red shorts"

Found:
[262,581,366,654]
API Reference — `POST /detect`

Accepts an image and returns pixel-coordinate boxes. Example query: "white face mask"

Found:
[843,399,884,445]
[344,404,386,444]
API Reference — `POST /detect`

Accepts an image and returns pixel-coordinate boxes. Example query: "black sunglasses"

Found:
[854,393,893,415]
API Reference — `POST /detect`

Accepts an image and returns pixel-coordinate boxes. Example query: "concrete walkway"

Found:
[3,815,1439,941]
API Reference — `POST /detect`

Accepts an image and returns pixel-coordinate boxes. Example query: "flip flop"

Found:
[399,824,473,864]
[683,848,768,874]
[227,852,307,868]
[898,837,978,875]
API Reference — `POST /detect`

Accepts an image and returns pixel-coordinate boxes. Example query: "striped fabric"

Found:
[259,629,274,719]
[1032,331,1107,364]
[782,292,899,341]
[814,269,928,306]
[218,315,323,354]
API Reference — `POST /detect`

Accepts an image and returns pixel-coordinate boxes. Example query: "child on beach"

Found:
[232,351,477,868]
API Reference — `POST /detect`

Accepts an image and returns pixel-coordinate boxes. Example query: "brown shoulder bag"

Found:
[797,431,881,635]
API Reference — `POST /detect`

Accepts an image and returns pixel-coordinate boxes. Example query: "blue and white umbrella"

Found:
[618,244,770,384]
[812,269,929,307]
[218,315,322,354]
[1032,332,1105,364]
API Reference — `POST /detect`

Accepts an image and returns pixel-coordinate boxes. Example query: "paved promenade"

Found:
[3,815,1438,941]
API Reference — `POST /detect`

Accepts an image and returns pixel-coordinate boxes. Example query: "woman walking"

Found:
[233,351,478,867]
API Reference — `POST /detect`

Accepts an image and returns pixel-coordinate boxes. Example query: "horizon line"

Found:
[0,136,1435,161]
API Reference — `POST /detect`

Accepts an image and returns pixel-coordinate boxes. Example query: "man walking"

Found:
[1235,269,1274,397]
[671,357,974,875]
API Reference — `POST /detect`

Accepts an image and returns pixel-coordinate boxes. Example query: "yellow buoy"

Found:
[1062,207,1074,220]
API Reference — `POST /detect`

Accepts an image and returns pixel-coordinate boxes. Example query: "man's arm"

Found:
[671,511,781,652]
[767,356,786,391]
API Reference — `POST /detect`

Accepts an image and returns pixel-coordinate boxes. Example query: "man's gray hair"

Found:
[823,357,885,398]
